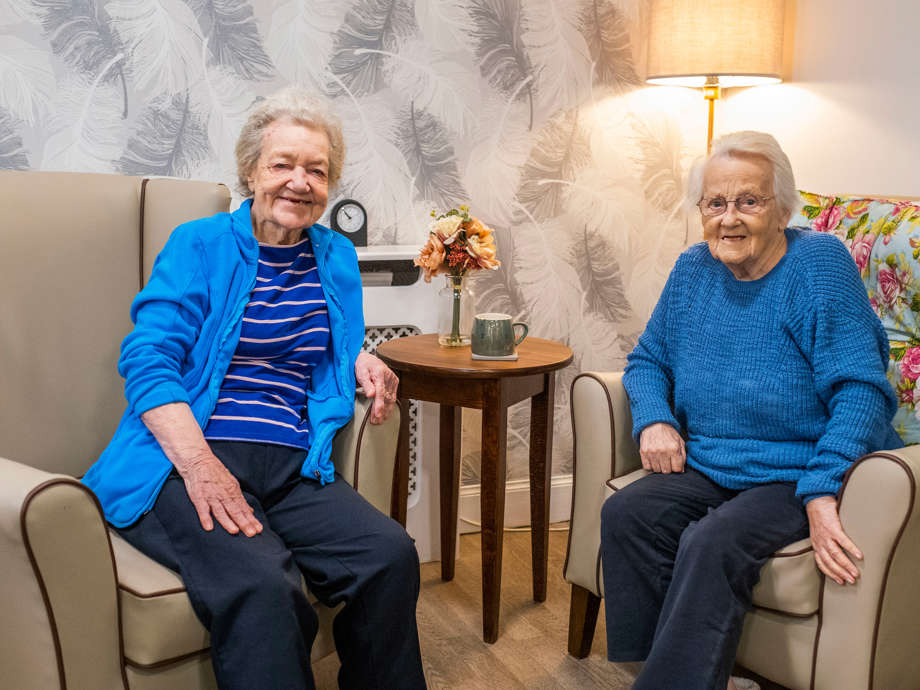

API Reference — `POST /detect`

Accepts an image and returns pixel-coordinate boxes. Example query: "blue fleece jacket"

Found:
[82,200,364,527]
[623,228,902,504]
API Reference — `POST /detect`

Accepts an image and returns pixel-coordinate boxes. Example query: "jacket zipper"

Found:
[310,229,348,403]
[204,248,258,424]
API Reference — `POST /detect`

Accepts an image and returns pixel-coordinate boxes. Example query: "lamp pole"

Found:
[703,77,721,155]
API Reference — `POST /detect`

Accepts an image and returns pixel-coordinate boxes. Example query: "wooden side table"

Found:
[377,334,573,643]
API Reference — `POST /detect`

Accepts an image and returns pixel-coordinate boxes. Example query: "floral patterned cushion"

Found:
[791,192,839,234]
[888,343,920,443]
[795,191,920,443]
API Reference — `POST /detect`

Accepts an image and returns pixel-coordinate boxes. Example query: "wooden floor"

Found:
[313,525,641,688]
[312,524,789,688]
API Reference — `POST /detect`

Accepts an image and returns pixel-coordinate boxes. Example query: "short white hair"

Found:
[235,87,345,197]
[684,131,801,221]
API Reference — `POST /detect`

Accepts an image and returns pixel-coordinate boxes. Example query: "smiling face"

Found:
[701,154,791,281]
[247,119,330,245]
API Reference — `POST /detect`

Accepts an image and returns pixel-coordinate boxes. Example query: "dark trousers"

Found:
[119,441,426,690]
[600,468,809,690]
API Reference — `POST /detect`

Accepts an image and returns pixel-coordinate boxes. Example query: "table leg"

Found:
[529,373,555,602]
[480,380,508,643]
[439,404,462,581]
[390,396,410,526]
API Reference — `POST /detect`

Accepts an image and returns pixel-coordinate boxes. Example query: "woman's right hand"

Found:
[141,402,263,536]
[639,422,686,473]
[178,452,263,537]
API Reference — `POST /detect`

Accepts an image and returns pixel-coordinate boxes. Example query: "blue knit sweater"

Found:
[623,228,902,503]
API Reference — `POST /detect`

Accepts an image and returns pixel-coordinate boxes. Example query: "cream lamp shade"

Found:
[646,0,785,152]
[646,0,785,88]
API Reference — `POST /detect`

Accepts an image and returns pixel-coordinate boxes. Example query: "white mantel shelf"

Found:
[356,245,419,261]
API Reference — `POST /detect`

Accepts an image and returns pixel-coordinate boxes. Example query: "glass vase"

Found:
[437,274,475,347]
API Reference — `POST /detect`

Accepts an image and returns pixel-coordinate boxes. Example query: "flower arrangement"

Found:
[414,205,500,281]
[414,206,500,346]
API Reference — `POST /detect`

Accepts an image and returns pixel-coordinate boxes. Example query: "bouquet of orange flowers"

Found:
[414,206,500,346]
[413,205,500,282]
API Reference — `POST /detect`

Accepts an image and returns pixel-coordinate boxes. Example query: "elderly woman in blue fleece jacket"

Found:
[601,131,901,690]
[82,87,426,690]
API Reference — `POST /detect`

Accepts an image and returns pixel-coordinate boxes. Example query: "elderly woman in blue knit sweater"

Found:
[601,131,901,690]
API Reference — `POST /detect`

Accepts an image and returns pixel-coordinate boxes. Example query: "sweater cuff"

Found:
[798,491,837,506]
[795,472,842,505]
[631,411,681,443]
[131,383,192,417]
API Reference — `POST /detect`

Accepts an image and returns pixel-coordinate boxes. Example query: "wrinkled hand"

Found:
[179,453,263,537]
[639,422,686,474]
[355,351,399,424]
[807,495,862,585]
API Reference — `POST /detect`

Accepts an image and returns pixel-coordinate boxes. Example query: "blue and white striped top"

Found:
[204,236,330,450]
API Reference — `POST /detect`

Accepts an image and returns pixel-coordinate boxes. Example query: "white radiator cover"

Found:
[359,245,441,562]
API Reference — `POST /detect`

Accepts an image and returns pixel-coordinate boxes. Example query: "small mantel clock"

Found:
[330,199,368,246]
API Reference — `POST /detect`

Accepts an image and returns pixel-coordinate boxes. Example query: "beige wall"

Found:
[720,0,920,197]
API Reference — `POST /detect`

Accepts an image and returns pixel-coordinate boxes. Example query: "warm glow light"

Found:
[647,75,782,88]
[720,84,822,132]
[646,0,785,87]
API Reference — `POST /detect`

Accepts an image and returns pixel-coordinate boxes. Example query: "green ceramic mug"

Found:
[471,313,528,357]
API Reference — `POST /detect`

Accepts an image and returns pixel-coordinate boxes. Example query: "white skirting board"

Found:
[457,475,573,534]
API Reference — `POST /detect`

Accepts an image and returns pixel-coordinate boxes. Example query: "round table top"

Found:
[376,334,573,379]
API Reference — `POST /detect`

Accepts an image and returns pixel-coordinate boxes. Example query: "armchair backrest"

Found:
[0,171,230,476]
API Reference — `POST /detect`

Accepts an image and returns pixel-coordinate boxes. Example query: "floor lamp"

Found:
[645,0,786,153]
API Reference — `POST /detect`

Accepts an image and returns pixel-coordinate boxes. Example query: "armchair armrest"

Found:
[564,372,643,595]
[0,456,125,690]
[573,371,642,479]
[814,446,920,689]
[330,394,400,517]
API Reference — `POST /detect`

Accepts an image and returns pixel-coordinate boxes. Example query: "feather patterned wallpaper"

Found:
[0,0,698,483]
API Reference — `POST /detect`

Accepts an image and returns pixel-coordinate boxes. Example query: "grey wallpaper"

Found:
[0,0,695,483]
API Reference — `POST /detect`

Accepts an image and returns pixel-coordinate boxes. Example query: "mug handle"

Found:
[512,322,528,346]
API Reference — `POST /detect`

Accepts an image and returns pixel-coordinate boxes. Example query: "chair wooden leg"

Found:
[568,583,602,658]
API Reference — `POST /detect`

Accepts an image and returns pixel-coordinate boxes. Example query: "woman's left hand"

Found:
[355,351,399,424]
[806,495,863,585]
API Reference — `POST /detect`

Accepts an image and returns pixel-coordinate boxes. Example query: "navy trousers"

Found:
[119,441,426,690]
[601,468,809,690]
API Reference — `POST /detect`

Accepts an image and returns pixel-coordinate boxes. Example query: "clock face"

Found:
[334,200,366,234]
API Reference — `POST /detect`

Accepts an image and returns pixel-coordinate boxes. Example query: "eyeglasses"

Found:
[698,194,774,217]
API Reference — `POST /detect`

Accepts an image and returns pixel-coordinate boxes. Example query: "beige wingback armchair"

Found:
[564,192,920,690]
[563,372,920,689]
[0,171,400,690]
